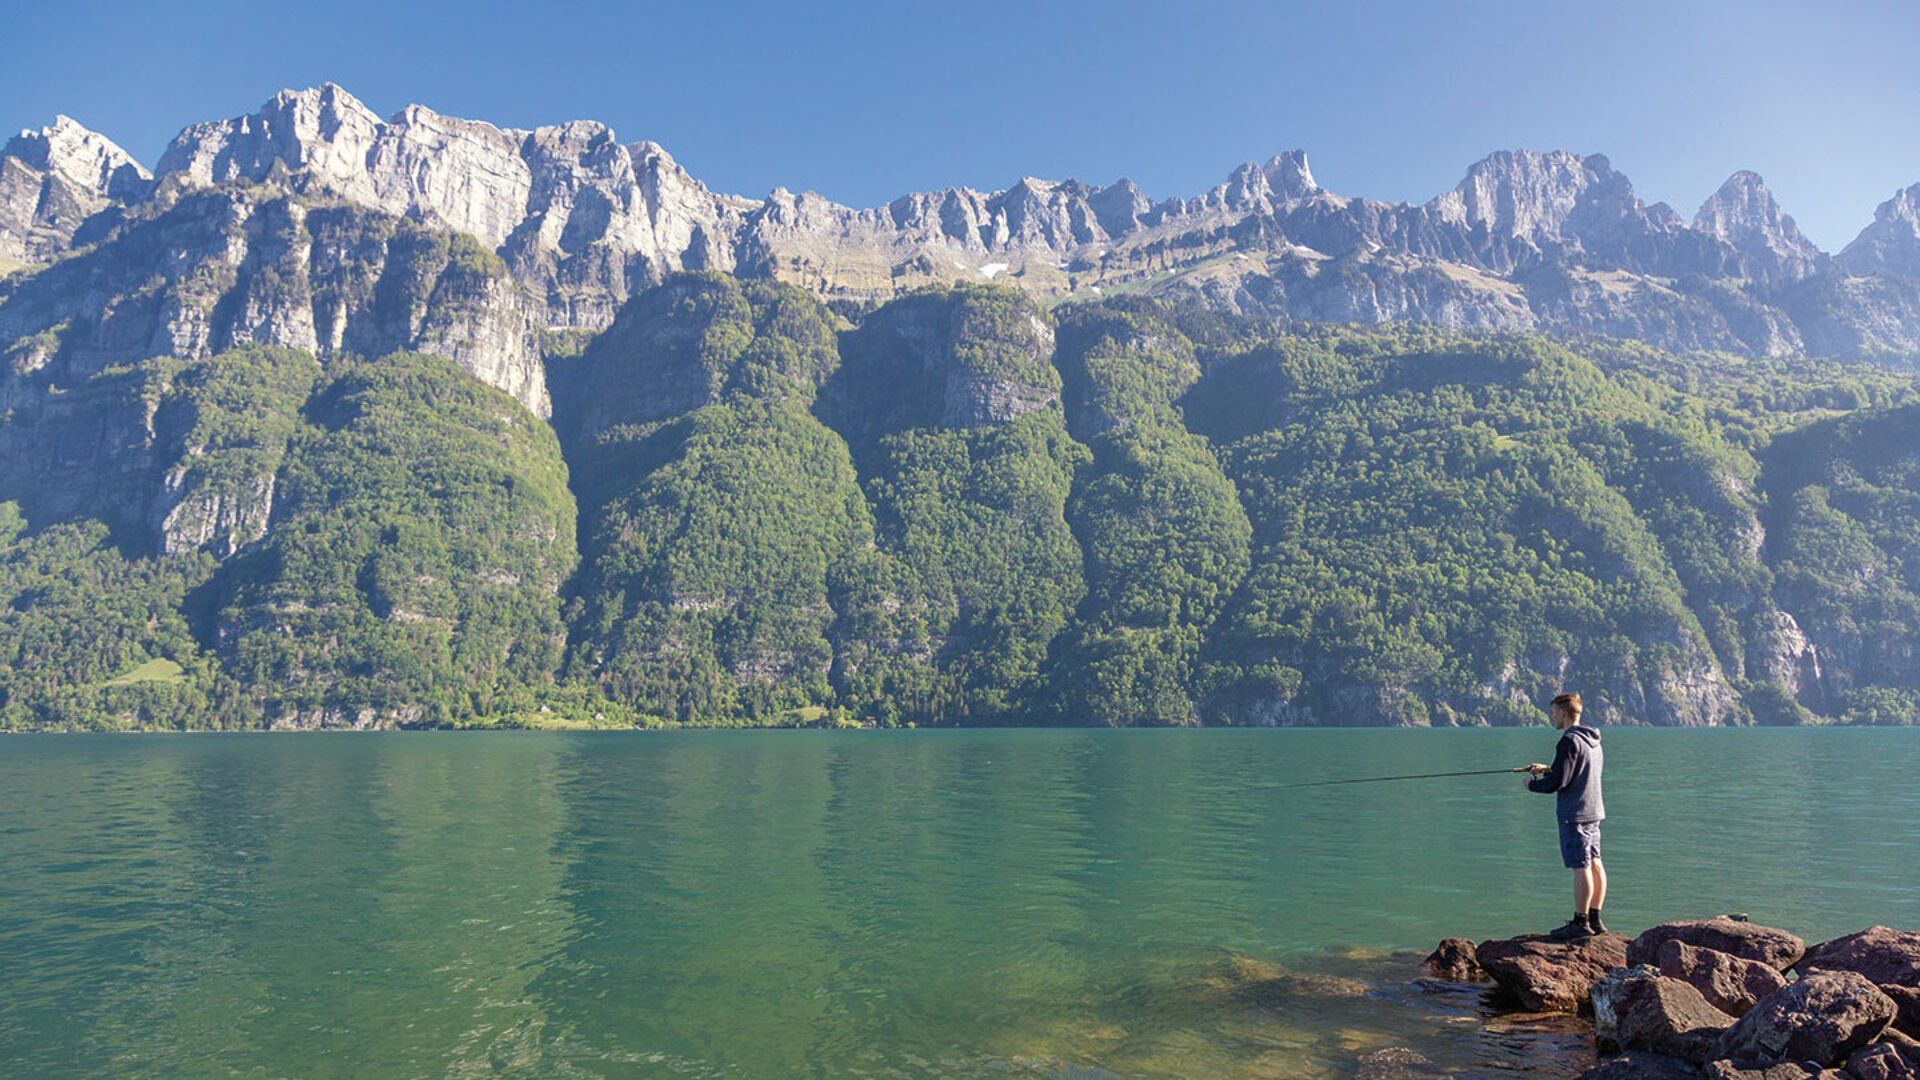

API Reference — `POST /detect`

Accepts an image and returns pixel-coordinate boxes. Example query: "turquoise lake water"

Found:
[2,728,1916,1078]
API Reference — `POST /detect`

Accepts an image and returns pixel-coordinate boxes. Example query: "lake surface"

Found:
[2,728,1916,1078]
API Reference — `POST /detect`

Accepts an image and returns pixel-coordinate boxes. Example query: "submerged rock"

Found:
[1423,937,1486,981]
[1718,972,1896,1068]
[1631,919,1808,973]
[1477,932,1630,1013]
[1356,1046,1447,1079]
[1577,1051,1708,1080]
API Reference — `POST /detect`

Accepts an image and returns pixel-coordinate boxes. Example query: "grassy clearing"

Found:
[101,658,186,687]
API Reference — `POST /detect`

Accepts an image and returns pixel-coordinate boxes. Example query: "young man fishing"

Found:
[1522,692,1607,940]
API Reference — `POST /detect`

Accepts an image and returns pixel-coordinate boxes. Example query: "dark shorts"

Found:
[1559,820,1602,869]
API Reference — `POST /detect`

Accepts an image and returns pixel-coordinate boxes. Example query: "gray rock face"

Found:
[824,287,1060,442]
[1839,185,1920,279]
[0,116,152,265]
[13,85,1920,365]
[156,84,746,329]
[0,187,547,415]
[1695,172,1826,284]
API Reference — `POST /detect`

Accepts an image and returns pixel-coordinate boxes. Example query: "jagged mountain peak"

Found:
[1,113,154,263]
[1693,170,1822,281]
[5,113,152,192]
[1252,149,1318,199]
[1432,149,1631,237]
[1838,182,1920,278]
[1199,148,1320,215]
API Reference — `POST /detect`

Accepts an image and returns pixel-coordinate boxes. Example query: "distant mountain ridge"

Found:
[6,83,1920,373]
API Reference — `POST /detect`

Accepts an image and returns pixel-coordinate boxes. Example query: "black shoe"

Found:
[1587,911,1608,935]
[1545,917,1593,941]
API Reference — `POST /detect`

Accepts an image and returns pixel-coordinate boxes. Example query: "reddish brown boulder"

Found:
[1719,972,1898,1068]
[1660,938,1792,1017]
[1799,928,1920,988]
[1577,1052,1706,1080]
[1476,931,1630,1013]
[1844,1044,1917,1080]
[1423,937,1485,981]
[1630,919,1807,973]
[1612,973,1736,1062]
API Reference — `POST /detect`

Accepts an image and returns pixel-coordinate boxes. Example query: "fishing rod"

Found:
[1275,766,1536,790]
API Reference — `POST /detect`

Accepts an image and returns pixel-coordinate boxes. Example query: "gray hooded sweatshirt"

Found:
[1526,724,1605,824]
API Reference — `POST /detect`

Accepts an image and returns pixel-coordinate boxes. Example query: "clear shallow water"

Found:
[1,728,1915,1078]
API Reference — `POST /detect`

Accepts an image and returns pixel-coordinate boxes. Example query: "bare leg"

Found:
[1590,858,1608,912]
[1573,866,1594,914]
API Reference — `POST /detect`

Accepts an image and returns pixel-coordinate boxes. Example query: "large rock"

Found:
[1719,972,1897,1068]
[1476,932,1630,1013]
[1612,973,1737,1063]
[1799,928,1920,988]
[1596,966,1663,1053]
[1661,939,1792,1016]
[1631,919,1808,973]
[1422,937,1485,981]
[1578,1052,1705,1080]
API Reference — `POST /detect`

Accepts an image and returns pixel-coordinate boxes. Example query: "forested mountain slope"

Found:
[4,259,1917,727]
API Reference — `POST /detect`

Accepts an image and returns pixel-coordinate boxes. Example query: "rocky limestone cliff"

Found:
[0,116,152,266]
[1693,171,1825,284]
[821,286,1061,443]
[0,185,547,415]
[9,85,1920,412]
[155,85,747,329]
[1839,183,1920,279]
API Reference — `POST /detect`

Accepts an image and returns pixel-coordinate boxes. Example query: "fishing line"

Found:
[1273,767,1532,790]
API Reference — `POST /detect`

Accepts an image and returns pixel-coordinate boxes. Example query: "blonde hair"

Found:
[1551,693,1583,723]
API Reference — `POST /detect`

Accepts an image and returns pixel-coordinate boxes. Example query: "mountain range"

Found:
[3,87,1919,731]
[7,84,1920,417]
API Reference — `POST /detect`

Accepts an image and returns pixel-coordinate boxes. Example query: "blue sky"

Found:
[5,0,1917,250]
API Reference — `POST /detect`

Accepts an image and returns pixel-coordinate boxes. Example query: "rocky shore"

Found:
[1422,919,1920,1079]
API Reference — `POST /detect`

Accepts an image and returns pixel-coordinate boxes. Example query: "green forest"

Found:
[4,274,1919,729]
